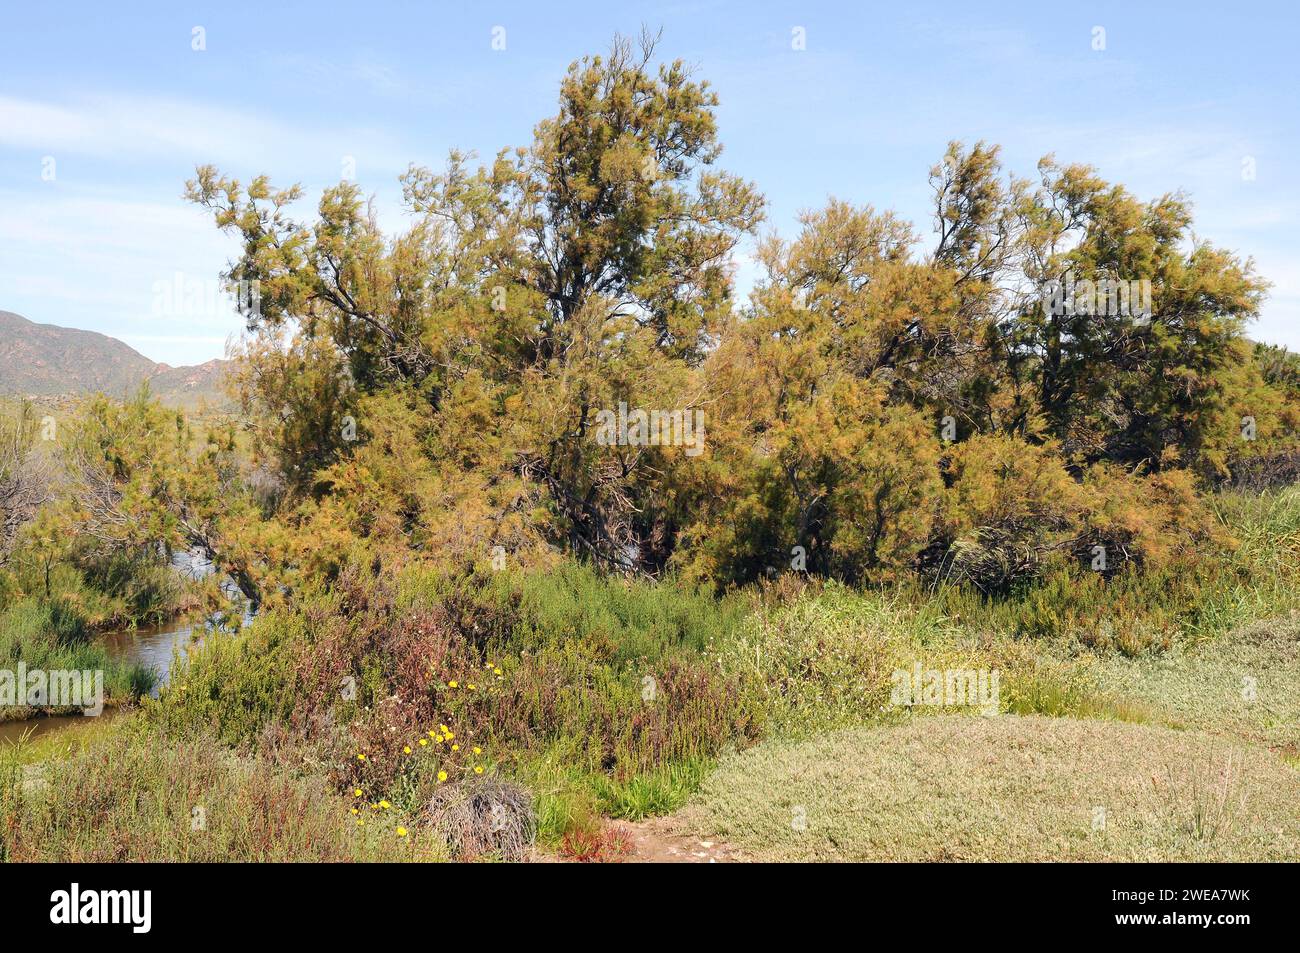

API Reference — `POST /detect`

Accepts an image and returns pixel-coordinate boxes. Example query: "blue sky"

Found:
[1,0,1297,365]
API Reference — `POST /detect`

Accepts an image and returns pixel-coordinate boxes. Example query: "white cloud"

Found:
[0,92,408,177]
[268,52,425,99]
[0,87,428,364]
[0,185,245,363]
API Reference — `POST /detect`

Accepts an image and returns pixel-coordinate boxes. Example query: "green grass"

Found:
[1094,614,1300,751]
[0,552,200,722]
[0,596,157,720]
[410,559,755,664]
[0,709,125,764]
[0,722,445,862]
[0,553,196,636]
[997,649,1156,724]
[513,744,714,847]
[713,582,1145,735]
[686,714,1300,861]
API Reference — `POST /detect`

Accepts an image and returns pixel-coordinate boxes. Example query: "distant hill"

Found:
[0,310,230,409]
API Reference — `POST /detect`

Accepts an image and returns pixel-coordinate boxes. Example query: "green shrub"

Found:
[156,560,763,817]
[434,560,753,664]
[77,551,185,626]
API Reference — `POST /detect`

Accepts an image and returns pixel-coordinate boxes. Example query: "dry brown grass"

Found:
[424,775,536,861]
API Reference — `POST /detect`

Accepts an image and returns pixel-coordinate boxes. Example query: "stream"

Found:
[0,550,251,747]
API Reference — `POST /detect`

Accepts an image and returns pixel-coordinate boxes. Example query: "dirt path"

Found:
[611,814,747,863]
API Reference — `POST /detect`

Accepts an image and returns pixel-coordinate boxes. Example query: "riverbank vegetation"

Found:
[0,400,213,718]
[2,33,1299,861]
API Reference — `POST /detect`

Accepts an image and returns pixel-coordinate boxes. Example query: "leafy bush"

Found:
[439,560,753,664]
[1077,465,1227,572]
[929,434,1082,592]
[156,560,764,815]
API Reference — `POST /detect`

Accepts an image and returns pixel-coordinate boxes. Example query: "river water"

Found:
[0,550,249,747]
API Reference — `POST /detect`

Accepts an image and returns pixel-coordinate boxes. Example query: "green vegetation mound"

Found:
[690,714,1300,861]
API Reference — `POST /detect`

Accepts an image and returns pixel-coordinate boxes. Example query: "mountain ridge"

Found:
[0,310,230,409]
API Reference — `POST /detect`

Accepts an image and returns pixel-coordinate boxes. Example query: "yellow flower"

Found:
[396,826,408,837]
[379,800,391,809]
[451,743,459,752]
[493,667,502,676]
[472,746,482,754]
[437,770,448,783]
[485,661,494,669]
[418,738,428,747]
[353,788,362,797]
[468,683,477,690]
[445,731,455,741]
[356,819,364,827]
[474,766,484,775]
[439,725,449,735]
[448,680,458,688]
[403,745,412,755]
[351,808,359,815]
[357,753,366,761]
